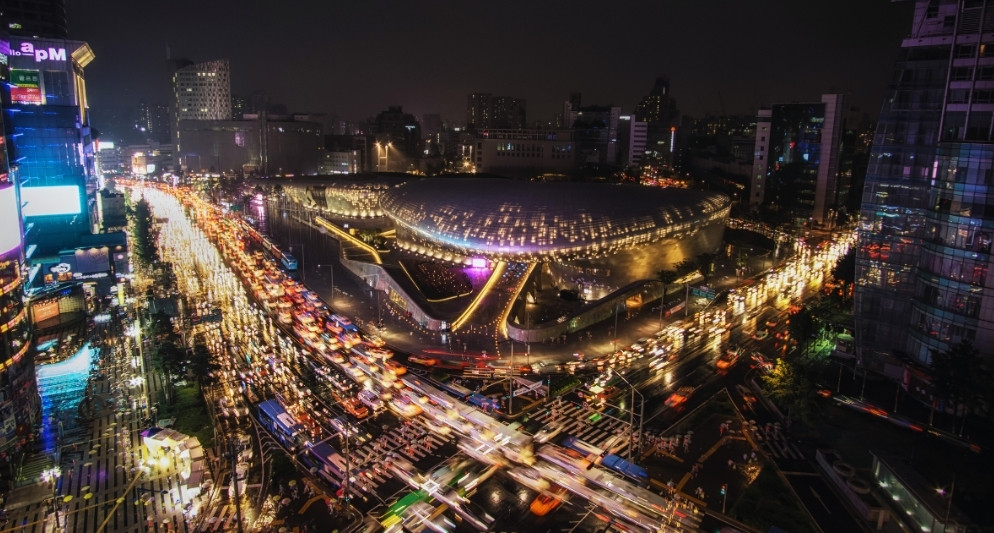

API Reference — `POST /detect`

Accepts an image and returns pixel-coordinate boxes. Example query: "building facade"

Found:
[751,94,846,225]
[0,105,39,454]
[618,115,647,168]
[0,0,68,39]
[855,0,994,382]
[173,59,231,168]
[473,129,576,176]
[176,114,322,176]
[3,36,96,258]
[466,93,526,130]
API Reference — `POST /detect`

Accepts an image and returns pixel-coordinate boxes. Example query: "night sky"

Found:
[67,0,914,130]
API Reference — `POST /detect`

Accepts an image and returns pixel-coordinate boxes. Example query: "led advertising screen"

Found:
[10,86,42,104]
[20,185,82,216]
[0,185,22,255]
[31,299,59,323]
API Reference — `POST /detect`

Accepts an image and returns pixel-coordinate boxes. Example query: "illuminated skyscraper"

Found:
[173,59,231,122]
[751,94,846,226]
[173,59,231,169]
[3,35,96,258]
[855,0,994,386]
[0,87,40,455]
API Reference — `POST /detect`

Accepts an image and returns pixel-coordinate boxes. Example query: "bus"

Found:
[561,436,606,458]
[279,250,298,271]
[256,399,309,451]
[561,436,648,485]
[303,441,347,483]
[436,380,473,400]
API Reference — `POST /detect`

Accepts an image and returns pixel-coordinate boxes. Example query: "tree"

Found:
[130,198,159,268]
[656,269,680,306]
[787,306,816,355]
[832,249,856,286]
[930,340,992,435]
[761,359,817,428]
[696,252,717,285]
[675,259,698,278]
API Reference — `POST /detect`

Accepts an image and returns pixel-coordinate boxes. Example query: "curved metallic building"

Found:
[379,178,730,292]
[275,175,408,219]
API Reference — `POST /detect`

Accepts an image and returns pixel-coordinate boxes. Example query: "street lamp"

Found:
[41,467,61,530]
[606,370,644,461]
[937,474,956,530]
[318,263,335,306]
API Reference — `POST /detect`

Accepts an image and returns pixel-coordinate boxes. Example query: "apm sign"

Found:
[11,41,66,63]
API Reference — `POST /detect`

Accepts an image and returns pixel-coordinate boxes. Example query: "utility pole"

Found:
[229,439,245,533]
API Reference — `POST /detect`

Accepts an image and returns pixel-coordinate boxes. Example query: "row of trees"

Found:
[129,197,159,268]
[655,252,719,305]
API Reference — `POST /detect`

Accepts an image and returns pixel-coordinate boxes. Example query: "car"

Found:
[530,486,568,516]
[389,395,423,418]
[343,397,370,419]
[533,422,565,444]
[765,318,779,328]
[357,389,383,410]
[382,359,407,376]
[665,386,694,408]
[752,330,769,340]
[750,351,774,373]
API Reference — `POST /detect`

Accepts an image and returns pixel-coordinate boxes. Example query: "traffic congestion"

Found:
[128,180,853,533]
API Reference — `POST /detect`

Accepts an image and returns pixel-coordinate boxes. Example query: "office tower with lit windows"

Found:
[635,76,679,154]
[750,94,846,225]
[855,0,994,387]
[173,59,231,167]
[466,93,526,130]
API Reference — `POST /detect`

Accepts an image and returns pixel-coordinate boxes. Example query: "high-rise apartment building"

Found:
[466,93,526,130]
[855,0,994,385]
[137,101,171,145]
[751,94,846,225]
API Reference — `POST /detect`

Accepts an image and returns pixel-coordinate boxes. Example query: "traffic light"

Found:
[720,483,727,495]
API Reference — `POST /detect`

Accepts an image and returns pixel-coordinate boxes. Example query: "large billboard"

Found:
[20,185,82,217]
[31,299,59,324]
[9,69,42,105]
[0,185,21,255]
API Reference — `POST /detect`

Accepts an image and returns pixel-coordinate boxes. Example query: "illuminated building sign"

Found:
[10,69,38,86]
[10,69,42,104]
[10,41,66,63]
[10,86,42,105]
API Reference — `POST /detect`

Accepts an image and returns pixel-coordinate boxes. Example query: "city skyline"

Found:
[68,0,914,128]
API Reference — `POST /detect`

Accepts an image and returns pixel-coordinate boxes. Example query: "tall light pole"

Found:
[42,467,61,531]
[319,263,335,306]
[608,370,644,461]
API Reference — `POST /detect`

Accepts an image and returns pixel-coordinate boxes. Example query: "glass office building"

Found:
[3,36,95,257]
[0,106,39,454]
[855,0,994,387]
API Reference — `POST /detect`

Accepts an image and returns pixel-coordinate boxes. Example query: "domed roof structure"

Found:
[379,178,730,260]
